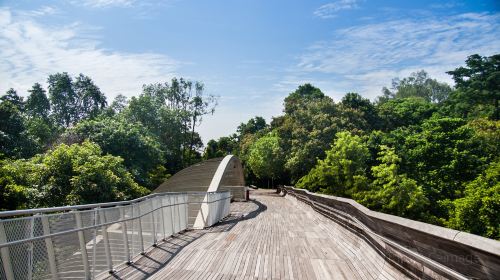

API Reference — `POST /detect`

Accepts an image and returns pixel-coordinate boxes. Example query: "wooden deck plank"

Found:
[102,189,411,280]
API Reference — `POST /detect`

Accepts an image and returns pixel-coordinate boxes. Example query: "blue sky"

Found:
[1,0,499,142]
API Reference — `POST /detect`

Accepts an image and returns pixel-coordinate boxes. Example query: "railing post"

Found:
[41,215,59,280]
[74,211,91,280]
[207,193,212,226]
[150,198,156,246]
[169,196,175,235]
[28,215,35,280]
[0,221,15,280]
[119,207,131,264]
[175,195,180,232]
[184,195,188,230]
[98,208,114,273]
[136,204,144,254]
[92,209,97,277]
[160,196,166,240]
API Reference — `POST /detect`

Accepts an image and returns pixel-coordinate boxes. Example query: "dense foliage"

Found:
[1,74,216,209]
[207,54,499,239]
[0,141,148,209]
[1,54,498,239]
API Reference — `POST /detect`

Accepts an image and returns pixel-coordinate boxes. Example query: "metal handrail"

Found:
[0,191,217,218]
[0,191,231,280]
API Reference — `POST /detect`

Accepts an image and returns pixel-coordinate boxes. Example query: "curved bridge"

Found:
[0,157,499,280]
[154,155,246,200]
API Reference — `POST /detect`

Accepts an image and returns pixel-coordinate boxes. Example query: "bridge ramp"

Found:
[103,189,409,280]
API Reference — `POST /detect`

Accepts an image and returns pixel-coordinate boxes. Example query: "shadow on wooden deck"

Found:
[103,199,266,280]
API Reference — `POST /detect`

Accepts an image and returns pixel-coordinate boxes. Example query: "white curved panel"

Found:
[207,155,234,192]
[193,155,234,229]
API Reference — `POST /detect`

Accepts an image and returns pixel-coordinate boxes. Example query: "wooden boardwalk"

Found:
[103,189,409,280]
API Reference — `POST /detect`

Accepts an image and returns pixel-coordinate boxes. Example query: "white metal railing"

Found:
[0,191,231,280]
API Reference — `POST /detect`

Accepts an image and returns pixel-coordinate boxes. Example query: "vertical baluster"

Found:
[184,195,188,230]
[28,215,34,280]
[177,195,182,232]
[160,196,166,240]
[98,208,113,273]
[41,215,59,280]
[169,196,175,235]
[0,221,14,280]
[136,204,144,254]
[92,209,97,277]
[74,211,91,279]
[119,207,131,264]
[208,193,212,226]
[150,198,156,246]
[175,195,180,232]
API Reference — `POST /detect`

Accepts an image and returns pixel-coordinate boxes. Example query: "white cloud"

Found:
[0,8,178,100]
[314,0,358,19]
[78,0,137,8]
[294,12,500,99]
[21,6,58,17]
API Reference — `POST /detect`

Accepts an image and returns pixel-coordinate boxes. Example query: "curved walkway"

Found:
[104,189,409,280]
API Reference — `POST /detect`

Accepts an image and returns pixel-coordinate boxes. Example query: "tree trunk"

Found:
[188,113,197,166]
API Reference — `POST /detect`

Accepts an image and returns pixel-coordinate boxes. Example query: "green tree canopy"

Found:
[358,145,428,219]
[237,116,267,137]
[203,136,239,159]
[26,83,51,119]
[64,117,164,189]
[0,101,36,158]
[48,73,107,127]
[380,70,452,103]
[447,160,500,239]
[296,132,369,197]
[247,132,284,184]
[447,54,500,120]
[283,83,325,115]
[0,141,148,209]
[1,88,24,111]
[377,97,437,130]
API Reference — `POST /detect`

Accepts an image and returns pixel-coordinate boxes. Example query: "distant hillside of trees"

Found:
[205,54,500,239]
[1,74,217,209]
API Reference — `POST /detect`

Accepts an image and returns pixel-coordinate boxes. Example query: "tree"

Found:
[26,83,50,119]
[0,101,36,158]
[283,83,325,115]
[296,132,369,197]
[247,132,284,187]
[278,86,339,182]
[447,54,500,120]
[447,160,500,239]
[0,141,148,209]
[379,70,452,103]
[187,82,217,165]
[127,77,217,169]
[14,141,147,207]
[203,136,238,159]
[64,117,164,189]
[377,97,437,130]
[25,83,57,151]
[237,116,267,137]
[359,146,428,220]
[0,159,35,210]
[1,89,24,111]
[73,74,107,120]
[107,94,128,115]
[48,72,76,127]
[401,117,487,221]
[339,92,381,131]
[48,73,107,127]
